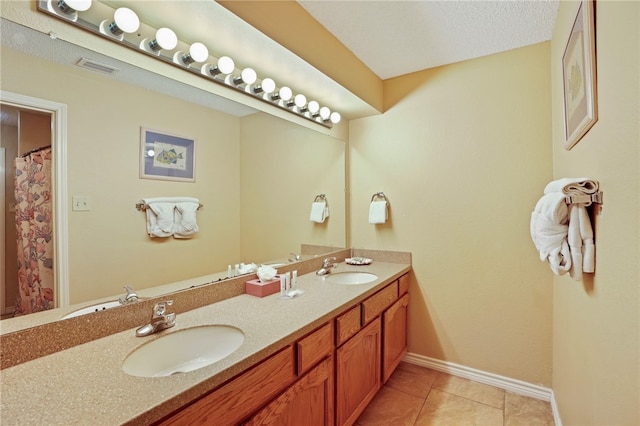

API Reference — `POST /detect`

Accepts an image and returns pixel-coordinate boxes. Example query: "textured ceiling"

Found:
[299,0,560,79]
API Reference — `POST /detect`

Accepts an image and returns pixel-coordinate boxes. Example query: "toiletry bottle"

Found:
[280,275,286,296]
[292,270,298,290]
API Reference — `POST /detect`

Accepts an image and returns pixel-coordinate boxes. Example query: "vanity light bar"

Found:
[37,0,341,128]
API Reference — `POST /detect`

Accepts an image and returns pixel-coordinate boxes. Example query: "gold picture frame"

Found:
[562,0,598,150]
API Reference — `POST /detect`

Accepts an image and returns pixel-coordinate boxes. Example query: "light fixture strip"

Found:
[36,0,339,128]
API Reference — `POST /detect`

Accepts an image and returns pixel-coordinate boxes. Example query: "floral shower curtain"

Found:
[13,147,54,316]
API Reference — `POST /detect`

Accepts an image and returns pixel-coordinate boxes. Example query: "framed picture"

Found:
[562,0,597,150]
[140,127,195,182]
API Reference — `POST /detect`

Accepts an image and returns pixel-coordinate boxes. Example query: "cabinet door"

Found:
[244,356,334,426]
[335,317,381,426]
[382,293,409,383]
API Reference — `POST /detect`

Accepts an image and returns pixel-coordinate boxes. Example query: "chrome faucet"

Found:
[119,285,139,305]
[136,301,176,337]
[316,257,338,276]
[289,252,302,262]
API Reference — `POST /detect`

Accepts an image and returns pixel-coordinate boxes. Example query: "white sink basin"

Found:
[62,301,121,319]
[326,272,378,285]
[122,325,245,377]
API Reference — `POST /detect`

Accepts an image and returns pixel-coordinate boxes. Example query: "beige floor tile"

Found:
[432,372,505,409]
[415,389,503,426]
[504,392,554,426]
[356,386,426,426]
[385,362,439,398]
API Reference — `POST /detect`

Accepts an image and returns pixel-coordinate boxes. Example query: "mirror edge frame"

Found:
[0,90,69,308]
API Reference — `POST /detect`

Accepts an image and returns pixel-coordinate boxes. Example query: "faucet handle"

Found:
[322,257,337,267]
[153,300,173,318]
[119,285,139,305]
[289,252,302,261]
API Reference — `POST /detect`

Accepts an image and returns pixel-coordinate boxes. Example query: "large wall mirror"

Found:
[0,19,346,327]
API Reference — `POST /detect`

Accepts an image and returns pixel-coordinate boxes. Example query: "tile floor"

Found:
[356,362,555,426]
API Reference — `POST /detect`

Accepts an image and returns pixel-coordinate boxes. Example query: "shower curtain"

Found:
[13,147,54,316]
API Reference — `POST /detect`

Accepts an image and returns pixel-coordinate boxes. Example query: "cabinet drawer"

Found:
[297,322,333,375]
[159,346,295,426]
[399,273,410,296]
[362,281,398,325]
[335,304,361,346]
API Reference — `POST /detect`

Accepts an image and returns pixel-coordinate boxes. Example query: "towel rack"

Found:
[136,201,203,211]
[313,193,328,205]
[564,191,603,206]
[371,192,388,202]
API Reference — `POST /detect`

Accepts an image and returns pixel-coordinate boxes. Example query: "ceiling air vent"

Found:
[75,58,120,75]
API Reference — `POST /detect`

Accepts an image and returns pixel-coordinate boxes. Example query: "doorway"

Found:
[0,91,69,317]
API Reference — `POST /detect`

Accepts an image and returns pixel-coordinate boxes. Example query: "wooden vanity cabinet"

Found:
[382,293,409,383]
[335,317,381,426]
[158,272,410,426]
[244,356,334,426]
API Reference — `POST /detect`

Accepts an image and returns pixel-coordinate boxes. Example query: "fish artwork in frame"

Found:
[140,127,196,182]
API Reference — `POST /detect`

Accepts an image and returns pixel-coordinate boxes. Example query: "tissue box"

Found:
[245,277,280,297]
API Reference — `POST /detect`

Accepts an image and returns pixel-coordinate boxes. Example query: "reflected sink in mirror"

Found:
[326,272,378,285]
[122,325,245,378]
[61,301,121,319]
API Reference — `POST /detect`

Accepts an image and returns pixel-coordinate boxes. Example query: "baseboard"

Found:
[403,353,562,425]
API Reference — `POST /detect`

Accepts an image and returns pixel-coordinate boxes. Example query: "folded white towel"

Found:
[369,201,388,224]
[544,178,599,195]
[310,201,329,223]
[174,201,200,239]
[144,199,175,238]
[530,192,572,275]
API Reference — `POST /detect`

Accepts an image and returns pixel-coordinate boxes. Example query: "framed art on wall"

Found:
[140,127,196,182]
[562,0,598,150]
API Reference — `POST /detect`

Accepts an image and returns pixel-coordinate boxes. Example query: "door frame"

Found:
[1,90,69,308]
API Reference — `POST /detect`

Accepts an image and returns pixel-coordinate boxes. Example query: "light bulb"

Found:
[155,28,177,50]
[57,0,91,14]
[319,107,331,120]
[294,94,307,108]
[112,7,139,34]
[146,27,177,52]
[330,112,341,124]
[241,68,257,85]
[260,78,276,94]
[189,43,209,63]
[217,56,235,74]
[279,87,293,101]
[308,101,320,115]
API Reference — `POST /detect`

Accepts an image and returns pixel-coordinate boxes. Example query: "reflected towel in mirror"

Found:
[310,201,329,223]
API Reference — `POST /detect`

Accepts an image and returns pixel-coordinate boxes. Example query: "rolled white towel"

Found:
[530,192,572,275]
[544,178,599,195]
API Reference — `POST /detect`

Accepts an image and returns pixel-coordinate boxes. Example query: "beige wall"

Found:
[2,47,242,304]
[550,1,640,424]
[239,113,346,262]
[349,42,554,386]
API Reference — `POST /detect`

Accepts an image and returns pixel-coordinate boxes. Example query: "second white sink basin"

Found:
[326,272,378,285]
[122,325,245,378]
[62,301,121,319]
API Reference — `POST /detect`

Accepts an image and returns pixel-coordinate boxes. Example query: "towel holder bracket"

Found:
[371,192,388,202]
[564,191,603,206]
[136,201,203,211]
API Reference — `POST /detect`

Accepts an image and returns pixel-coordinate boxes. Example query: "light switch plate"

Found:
[72,195,91,211]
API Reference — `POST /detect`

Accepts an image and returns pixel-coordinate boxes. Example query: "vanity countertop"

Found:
[0,261,410,425]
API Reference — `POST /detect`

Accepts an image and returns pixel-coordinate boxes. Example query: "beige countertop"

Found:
[0,261,410,425]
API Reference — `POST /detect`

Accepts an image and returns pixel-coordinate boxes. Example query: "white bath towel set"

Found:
[143,197,200,238]
[530,178,597,280]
